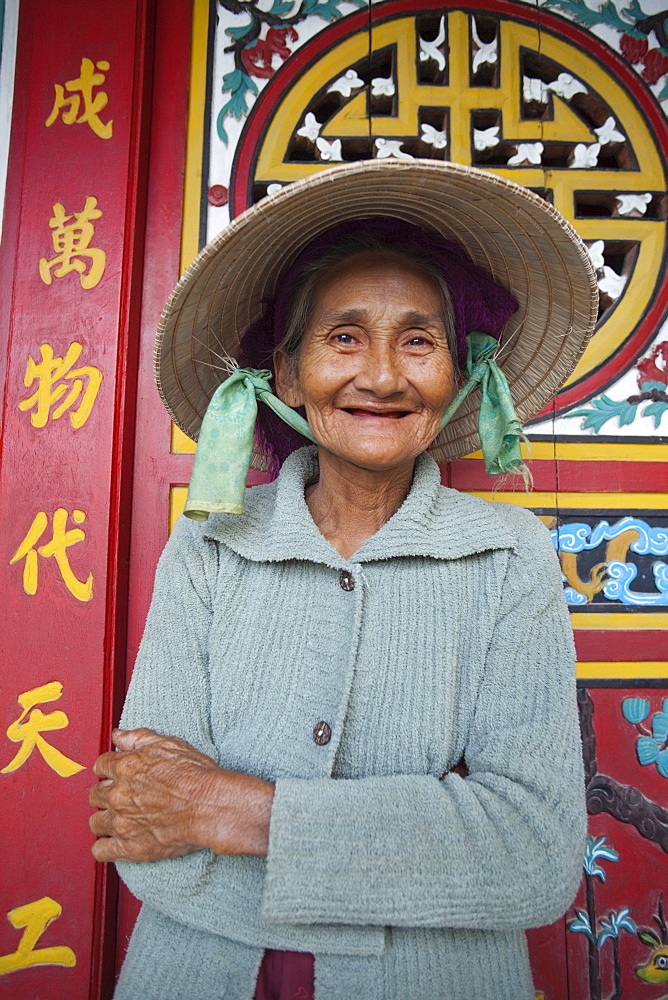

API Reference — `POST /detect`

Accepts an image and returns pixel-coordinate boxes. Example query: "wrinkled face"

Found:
[275,251,456,472]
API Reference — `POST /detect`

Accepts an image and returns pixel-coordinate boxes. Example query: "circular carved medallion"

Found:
[231,0,668,414]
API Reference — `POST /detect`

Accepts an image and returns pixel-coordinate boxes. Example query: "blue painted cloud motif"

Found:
[551,517,668,605]
[551,517,668,556]
[604,561,668,606]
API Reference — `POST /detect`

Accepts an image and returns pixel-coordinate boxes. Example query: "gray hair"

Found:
[275,236,460,381]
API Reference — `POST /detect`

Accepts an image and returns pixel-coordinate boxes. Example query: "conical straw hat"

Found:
[155,158,598,466]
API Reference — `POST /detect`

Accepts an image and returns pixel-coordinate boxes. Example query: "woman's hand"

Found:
[88,728,274,863]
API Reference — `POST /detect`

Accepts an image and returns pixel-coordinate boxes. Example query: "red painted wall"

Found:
[0,2,155,994]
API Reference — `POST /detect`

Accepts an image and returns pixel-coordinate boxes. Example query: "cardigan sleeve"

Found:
[262,513,587,931]
[114,515,222,909]
[113,515,387,956]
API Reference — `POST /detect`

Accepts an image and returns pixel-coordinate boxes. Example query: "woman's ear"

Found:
[273,349,304,408]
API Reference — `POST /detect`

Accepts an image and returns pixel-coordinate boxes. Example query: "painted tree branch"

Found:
[636,11,668,50]
[627,388,668,405]
[579,688,668,853]
[587,774,668,852]
[579,687,599,785]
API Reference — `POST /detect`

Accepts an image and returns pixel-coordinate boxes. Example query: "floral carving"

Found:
[622,697,668,777]
[540,0,668,97]
[419,16,447,71]
[568,341,668,432]
[572,691,668,1000]
[216,0,365,142]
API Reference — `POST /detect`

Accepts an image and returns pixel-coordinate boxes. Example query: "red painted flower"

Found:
[641,47,668,84]
[241,27,299,79]
[620,33,648,64]
[636,341,668,388]
[241,43,275,78]
[208,185,229,207]
[266,26,298,58]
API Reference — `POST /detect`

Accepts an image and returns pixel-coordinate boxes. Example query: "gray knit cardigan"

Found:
[114,446,586,1000]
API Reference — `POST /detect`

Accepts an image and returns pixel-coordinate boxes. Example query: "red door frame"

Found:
[0,2,159,996]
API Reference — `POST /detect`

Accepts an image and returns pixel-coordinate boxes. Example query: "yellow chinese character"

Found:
[18,343,102,429]
[10,509,93,602]
[0,897,76,975]
[45,57,112,139]
[1,682,85,778]
[38,197,106,290]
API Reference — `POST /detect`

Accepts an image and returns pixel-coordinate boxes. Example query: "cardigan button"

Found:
[339,570,355,591]
[313,721,332,746]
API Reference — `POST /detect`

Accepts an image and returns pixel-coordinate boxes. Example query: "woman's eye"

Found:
[332,331,358,344]
[406,334,432,347]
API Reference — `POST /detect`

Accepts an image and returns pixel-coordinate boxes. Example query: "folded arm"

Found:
[97,512,585,938]
[89,518,273,921]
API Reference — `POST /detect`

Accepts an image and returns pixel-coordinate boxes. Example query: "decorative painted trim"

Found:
[181,0,211,272]
[566,341,668,434]
[465,492,668,508]
[571,612,668,629]
[577,662,668,679]
[540,0,668,100]
[579,688,668,849]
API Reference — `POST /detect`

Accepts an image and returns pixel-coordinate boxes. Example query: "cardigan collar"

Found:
[202,446,518,568]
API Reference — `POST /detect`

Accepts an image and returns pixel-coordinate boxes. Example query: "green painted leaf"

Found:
[229,86,250,118]
[621,0,648,22]
[598,0,634,32]
[242,72,259,95]
[643,401,668,427]
[225,21,254,39]
[302,0,344,16]
[639,930,661,946]
[217,67,258,143]
[568,394,641,433]
[620,0,651,34]
[618,399,639,425]
[544,0,607,29]
[222,69,244,93]
[216,104,231,143]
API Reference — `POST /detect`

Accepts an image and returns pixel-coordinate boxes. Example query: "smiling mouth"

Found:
[341,408,412,419]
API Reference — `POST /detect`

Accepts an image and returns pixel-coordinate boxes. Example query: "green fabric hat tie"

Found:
[183,368,316,520]
[439,331,528,478]
[183,333,527,521]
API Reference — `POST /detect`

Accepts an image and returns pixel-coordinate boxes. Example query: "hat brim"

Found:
[155,159,598,466]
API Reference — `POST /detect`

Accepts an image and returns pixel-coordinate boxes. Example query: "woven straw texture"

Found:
[155,159,598,466]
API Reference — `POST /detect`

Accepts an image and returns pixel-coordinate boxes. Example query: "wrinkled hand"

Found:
[89,728,274,864]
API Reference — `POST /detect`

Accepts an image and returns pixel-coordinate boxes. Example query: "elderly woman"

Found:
[89,161,596,1000]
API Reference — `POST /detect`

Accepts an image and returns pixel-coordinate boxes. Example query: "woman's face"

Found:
[275,251,456,473]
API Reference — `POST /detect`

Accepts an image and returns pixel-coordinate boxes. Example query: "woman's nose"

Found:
[352,342,408,396]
